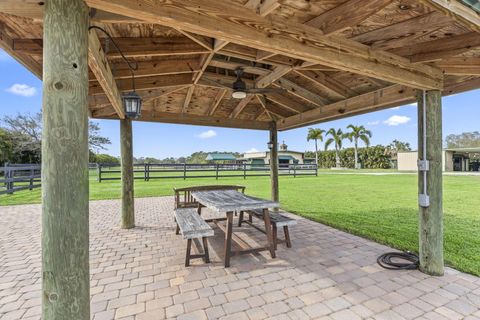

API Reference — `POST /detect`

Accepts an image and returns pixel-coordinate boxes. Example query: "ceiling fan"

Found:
[231,67,285,99]
[202,67,286,99]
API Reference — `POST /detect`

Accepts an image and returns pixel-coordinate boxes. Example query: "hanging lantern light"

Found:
[123,91,142,119]
[88,25,142,119]
[267,140,274,150]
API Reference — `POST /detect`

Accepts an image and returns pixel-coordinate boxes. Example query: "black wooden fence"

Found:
[97,163,318,182]
[0,164,41,195]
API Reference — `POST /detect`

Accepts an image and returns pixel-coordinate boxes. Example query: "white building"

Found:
[241,141,314,167]
[397,147,480,172]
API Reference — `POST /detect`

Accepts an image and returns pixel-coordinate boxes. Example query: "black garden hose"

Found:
[377,251,419,270]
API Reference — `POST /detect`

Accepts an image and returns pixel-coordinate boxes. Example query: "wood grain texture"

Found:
[120,118,135,229]
[417,90,444,276]
[85,0,443,90]
[174,208,214,239]
[270,122,279,203]
[88,30,125,118]
[41,0,90,319]
[191,189,279,212]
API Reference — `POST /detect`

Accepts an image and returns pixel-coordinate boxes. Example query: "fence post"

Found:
[6,164,13,194]
[294,164,297,178]
[315,164,318,176]
[29,168,34,190]
[97,164,102,182]
[243,164,246,179]
[183,163,187,180]
[144,163,148,181]
[216,164,219,180]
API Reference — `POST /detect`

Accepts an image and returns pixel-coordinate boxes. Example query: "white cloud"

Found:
[6,84,37,97]
[245,148,258,153]
[367,120,380,126]
[390,106,401,110]
[197,129,217,139]
[384,115,411,126]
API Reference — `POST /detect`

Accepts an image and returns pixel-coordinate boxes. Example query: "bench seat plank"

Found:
[175,208,214,239]
[248,209,297,228]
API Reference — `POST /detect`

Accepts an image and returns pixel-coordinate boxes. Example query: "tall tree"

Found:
[325,128,347,168]
[385,139,412,160]
[1,113,111,163]
[446,131,480,148]
[347,125,371,169]
[306,128,325,167]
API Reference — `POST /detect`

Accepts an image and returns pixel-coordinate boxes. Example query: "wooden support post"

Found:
[41,0,90,319]
[120,119,135,229]
[270,122,279,203]
[417,90,444,276]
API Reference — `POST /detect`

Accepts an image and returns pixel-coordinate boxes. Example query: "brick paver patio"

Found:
[1,197,479,320]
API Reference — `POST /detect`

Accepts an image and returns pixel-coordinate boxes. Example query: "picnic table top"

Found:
[191,189,279,212]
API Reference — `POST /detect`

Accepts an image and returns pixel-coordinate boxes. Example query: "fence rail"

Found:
[0,164,41,195]
[98,163,318,182]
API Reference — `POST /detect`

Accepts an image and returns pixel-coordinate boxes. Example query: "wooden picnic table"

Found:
[191,189,279,267]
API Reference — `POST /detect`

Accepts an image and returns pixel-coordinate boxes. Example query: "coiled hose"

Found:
[377,251,419,270]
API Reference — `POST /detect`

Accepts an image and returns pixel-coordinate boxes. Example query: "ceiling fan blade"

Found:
[246,88,287,93]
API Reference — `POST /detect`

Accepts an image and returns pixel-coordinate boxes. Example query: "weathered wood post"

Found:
[270,122,279,203]
[417,90,444,276]
[42,0,90,318]
[120,119,135,229]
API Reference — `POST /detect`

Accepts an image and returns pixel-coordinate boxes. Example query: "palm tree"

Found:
[347,125,372,169]
[306,128,325,167]
[325,128,347,168]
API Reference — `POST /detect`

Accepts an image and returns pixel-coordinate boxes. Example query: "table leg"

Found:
[224,211,234,267]
[263,208,276,258]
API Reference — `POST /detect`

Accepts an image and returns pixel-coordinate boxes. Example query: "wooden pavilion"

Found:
[1,0,479,318]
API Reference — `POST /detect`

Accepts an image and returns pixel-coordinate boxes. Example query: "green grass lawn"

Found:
[1,171,479,276]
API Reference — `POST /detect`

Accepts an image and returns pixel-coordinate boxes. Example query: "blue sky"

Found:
[1,49,479,158]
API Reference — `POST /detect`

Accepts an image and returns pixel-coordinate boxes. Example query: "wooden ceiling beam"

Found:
[391,32,480,63]
[273,78,328,107]
[207,89,228,116]
[89,73,193,95]
[11,37,210,57]
[266,92,311,114]
[93,110,271,130]
[277,75,480,130]
[278,84,416,130]
[95,58,201,80]
[305,0,393,35]
[209,58,270,76]
[182,85,195,112]
[175,29,213,50]
[419,0,480,31]
[0,1,140,23]
[293,70,356,100]
[352,11,453,50]
[255,95,274,120]
[0,24,42,79]
[85,0,443,90]
[88,30,125,119]
[435,57,480,75]
[229,65,292,118]
[244,0,280,17]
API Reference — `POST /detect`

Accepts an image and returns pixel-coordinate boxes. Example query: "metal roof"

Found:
[205,153,237,161]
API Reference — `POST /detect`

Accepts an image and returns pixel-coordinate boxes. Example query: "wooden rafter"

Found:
[89,73,193,95]
[88,29,125,118]
[293,70,356,101]
[85,0,443,90]
[244,0,280,17]
[435,57,480,75]
[266,93,311,114]
[207,89,227,116]
[182,85,195,112]
[392,32,480,63]
[229,65,292,118]
[273,78,328,107]
[175,29,213,50]
[0,24,42,78]
[278,85,416,130]
[95,110,272,130]
[12,37,210,57]
[352,11,453,50]
[420,0,480,31]
[305,0,393,35]
[105,58,201,79]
